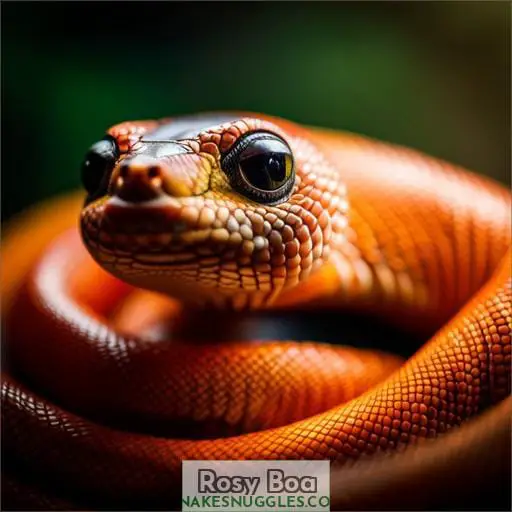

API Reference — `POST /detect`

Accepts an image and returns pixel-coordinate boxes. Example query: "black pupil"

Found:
[238,140,289,191]
[81,137,118,195]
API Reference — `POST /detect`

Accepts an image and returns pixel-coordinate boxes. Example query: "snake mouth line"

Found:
[81,199,229,262]
[83,196,197,234]
[81,196,254,252]
[84,229,219,253]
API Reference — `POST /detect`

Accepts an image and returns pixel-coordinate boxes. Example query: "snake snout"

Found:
[112,152,209,204]
[113,157,166,203]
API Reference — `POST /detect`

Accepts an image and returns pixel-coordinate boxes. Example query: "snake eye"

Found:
[81,136,119,197]
[221,132,295,204]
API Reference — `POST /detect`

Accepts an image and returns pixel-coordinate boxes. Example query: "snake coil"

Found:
[2,113,511,510]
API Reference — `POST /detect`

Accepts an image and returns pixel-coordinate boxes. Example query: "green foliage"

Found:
[2,2,509,220]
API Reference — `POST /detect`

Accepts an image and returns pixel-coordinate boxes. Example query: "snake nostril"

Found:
[148,166,161,179]
[113,161,164,203]
[119,165,129,179]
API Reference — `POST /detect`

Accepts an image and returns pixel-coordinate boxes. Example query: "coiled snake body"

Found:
[2,113,511,510]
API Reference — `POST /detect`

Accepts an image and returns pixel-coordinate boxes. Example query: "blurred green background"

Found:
[2,2,510,222]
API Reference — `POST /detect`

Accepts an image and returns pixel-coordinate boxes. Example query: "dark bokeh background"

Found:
[2,2,510,222]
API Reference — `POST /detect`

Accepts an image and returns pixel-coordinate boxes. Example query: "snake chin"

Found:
[79,196,306,307]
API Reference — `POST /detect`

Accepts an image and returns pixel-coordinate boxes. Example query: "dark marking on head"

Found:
[144,113,239,141]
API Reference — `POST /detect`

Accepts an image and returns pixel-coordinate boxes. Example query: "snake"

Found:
[2,112,511,511]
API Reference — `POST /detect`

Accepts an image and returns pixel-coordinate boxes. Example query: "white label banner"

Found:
[182,460,330,511]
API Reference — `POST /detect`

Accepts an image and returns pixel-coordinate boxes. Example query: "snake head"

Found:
[80,113,348,309]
